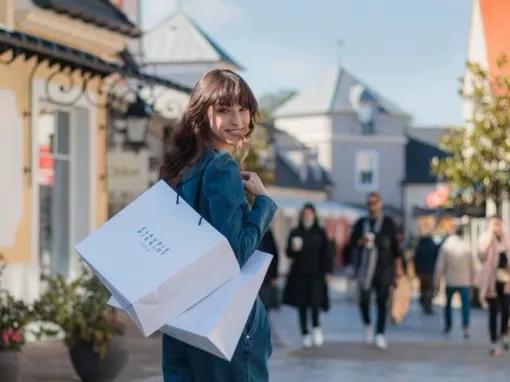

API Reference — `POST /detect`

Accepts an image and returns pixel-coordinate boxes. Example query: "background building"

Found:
[274,66,411,216]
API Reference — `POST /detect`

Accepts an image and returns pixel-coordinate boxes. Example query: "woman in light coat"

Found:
[477,216,510,357]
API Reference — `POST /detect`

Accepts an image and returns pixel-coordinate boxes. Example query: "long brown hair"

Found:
[160,69,259,186]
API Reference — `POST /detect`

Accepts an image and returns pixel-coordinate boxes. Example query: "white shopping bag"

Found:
[109,250,272,361]
[75,180,240,336]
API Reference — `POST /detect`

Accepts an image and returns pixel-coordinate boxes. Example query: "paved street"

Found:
[21,276,510,381]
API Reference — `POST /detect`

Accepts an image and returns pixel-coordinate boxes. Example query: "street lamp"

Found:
[124,95,151,147]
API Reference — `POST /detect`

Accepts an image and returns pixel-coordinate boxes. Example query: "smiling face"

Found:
[208,103,251,150]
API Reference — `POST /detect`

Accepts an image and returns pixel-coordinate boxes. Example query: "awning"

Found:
[270,195,365,222]
[413,205,485,218]
[0,27,191,93]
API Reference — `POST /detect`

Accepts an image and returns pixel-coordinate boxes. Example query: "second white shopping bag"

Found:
[110,250,272,361]
[74,180,240,337]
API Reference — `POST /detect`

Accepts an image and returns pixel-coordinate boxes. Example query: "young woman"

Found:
[283,203,332,348]
[477,216,510,357]
[159,69,277,381]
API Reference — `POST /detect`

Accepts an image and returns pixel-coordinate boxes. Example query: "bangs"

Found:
[205,72,258,114]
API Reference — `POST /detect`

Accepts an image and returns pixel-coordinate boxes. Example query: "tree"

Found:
[432,57,510,209]
[234,90,296,185]
[236,124,274,186]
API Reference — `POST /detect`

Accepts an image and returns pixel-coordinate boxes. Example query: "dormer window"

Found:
[358,101,376,135]
[350,84,378,135]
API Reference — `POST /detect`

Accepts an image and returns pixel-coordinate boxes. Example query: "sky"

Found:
[141,0,473,127]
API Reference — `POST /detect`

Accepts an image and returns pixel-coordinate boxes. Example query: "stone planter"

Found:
[0,349,21,382]
[68,335,128,382]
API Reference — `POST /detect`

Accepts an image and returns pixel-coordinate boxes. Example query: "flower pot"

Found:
[0,350,21,382]
[68,335,128,382]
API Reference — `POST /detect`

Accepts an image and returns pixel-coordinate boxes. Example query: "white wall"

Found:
[403,184,435,237]
[0,90,24,247]
[275,114,333,170]
[464,0,488,124]
[144,62,222,88]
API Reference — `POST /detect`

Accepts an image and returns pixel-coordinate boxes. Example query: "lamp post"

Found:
[124,95,151,147]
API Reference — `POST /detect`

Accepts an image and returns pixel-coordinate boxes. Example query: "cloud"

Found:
[142,0,242,30]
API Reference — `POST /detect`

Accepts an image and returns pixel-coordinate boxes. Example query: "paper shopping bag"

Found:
[109,250,272,361]
[75,180,240,336]
[390,276,411,324]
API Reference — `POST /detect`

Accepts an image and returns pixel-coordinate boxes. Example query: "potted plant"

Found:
[0,254,31,382]
[34,267,128,382]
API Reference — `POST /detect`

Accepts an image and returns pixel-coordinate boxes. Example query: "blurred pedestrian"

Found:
[434,224,474,339]
[414,233,440,314]
[477,216,510,357]
[283,203,333,348]
[348,192,401,350]
[258,229,280,312]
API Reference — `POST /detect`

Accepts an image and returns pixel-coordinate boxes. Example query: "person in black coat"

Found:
[258,229,280,311]
[348,192,401,350]
[413,234,439,314]
[283,203,333,348]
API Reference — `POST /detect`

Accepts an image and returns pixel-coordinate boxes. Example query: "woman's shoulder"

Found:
[203,149,240,179]
[183,149,237,181]
[207,149,238,169]
[200,149,244,194]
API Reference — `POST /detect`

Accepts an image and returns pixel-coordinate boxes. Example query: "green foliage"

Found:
[432,57,510,207]
[237,125,275,186]
[33,267,124,359]
[0,254,31,351]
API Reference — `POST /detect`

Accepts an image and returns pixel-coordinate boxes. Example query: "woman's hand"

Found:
[240,171,268,196]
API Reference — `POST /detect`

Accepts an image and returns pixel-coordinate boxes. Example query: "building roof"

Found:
[405,137,447,184]
[269,127,333,191]
[407,126,446,147]
[143,11,241,68]
[32,0,141,37]
[273,66,409,118]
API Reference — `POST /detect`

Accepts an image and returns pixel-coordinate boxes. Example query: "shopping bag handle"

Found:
[175,154,216,226]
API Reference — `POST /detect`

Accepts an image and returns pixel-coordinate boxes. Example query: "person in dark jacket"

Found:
[348,192,401,350]
[414,234,439,314]
[258,229,280,311]
[283,203,333,348]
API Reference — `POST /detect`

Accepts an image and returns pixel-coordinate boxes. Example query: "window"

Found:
[38,111,71,277]
[38,108,91,278]
[355,150,379,191]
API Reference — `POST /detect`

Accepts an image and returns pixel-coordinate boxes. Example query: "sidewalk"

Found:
[20,276,510,381]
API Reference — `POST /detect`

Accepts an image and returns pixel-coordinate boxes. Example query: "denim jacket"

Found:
[177,149,277,266]
[162,149,277,382]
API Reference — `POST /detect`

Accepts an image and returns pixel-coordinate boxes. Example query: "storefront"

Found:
[0,5,187,302]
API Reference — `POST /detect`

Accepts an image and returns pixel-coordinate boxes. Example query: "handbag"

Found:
[259,284,280,310]
[496,251,510,283]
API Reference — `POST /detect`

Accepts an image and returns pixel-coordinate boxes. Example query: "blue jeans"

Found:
[162,299,272,382]
[444,286,471,330]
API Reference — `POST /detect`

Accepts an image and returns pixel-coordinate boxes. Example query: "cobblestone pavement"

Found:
[20,276,510,381]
